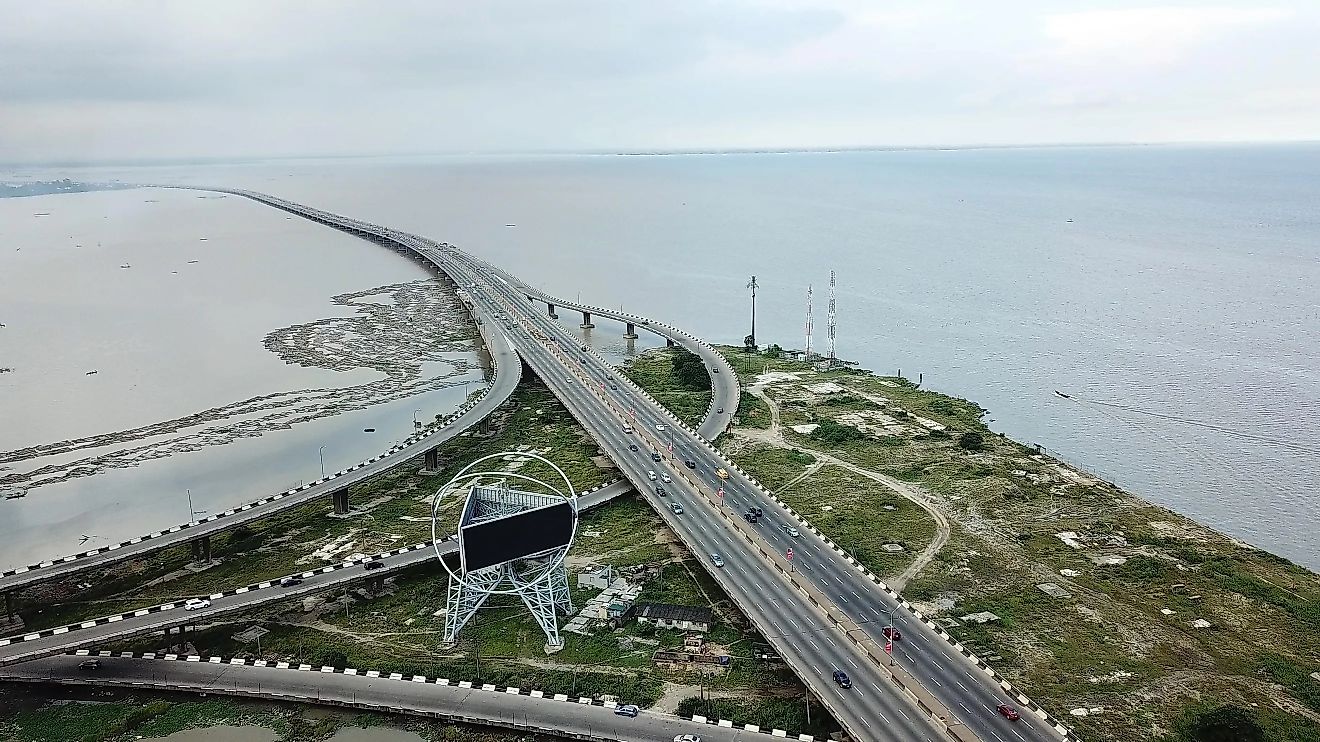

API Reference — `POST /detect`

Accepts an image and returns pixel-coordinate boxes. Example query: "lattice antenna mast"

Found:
[827,270,837,361]
[805,284,814,359]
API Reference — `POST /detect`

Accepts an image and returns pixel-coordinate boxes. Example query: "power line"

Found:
[1054,390,1320,455]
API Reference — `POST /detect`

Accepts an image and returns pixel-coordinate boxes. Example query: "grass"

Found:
[619,348,713,428]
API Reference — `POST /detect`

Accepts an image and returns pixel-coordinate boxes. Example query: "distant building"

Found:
[632,602,713,633]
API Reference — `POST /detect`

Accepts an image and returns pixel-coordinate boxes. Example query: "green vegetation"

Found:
[676,695,833,738]
[619,348,713,428]
[809,418,865,444]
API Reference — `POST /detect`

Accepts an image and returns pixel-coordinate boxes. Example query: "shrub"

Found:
[958,431,986,451]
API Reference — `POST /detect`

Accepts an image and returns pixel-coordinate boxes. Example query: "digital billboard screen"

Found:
[460,501,574,573]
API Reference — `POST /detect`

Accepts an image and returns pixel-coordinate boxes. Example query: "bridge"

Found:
[1,189,1078,742]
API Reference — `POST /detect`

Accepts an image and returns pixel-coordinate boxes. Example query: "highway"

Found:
[416,246,1067,742]
[4,655,781,742]
[219,191,1069,742]
[0,484,632,667]
[1,189,1073,742]
[0,304,521,597]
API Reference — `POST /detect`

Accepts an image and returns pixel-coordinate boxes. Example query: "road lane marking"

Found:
[930,676,943,687]
[957,681,968,691]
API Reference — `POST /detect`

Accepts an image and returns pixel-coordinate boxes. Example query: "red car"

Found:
[883,626,902,641]
[997,704,1020,721]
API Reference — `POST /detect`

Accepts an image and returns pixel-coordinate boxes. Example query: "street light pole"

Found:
[186,488,194,524]
[318,445,326,478]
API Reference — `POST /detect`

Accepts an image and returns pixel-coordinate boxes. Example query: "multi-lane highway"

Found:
[2,189,1073,742]
[6,655,778,742]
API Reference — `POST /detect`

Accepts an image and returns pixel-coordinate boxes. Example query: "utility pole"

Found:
[746,276,758,347]
[804,284,814,360]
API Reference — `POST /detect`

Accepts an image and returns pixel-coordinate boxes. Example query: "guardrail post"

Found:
[3,590,12,620]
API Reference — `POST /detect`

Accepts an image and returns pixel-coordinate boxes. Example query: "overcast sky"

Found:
[2,1,1318,162]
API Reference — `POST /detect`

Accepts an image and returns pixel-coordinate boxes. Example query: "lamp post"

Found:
[318,445,326,478]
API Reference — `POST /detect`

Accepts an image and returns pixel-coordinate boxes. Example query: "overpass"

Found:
[5,654,793,742]
[3,189,1078,742]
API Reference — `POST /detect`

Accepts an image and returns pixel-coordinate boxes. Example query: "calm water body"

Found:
[6,144,1319,568]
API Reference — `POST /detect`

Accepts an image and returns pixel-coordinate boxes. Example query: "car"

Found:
[615,704,640,717]
[279,577,303,587]
[712,367,720,373]
[716,406,724,414]
[751,506,763,517]
[606,375,615,381]
[674,735,703,742]
[610,383,619,390]
[833,669,852,688]
[711,553,724,567]
[883,626,902,641]
[623,424,634,433]
[78,659,101,671]
[629,443,639,452]
[716,467,729,480]
[684,459,697,469]
[184,598,211,611]
[997,704,1020,721]
[647,470,657,481]
[364,559,385,570]
[580,345,588,352]
[669,502,684,514]
[661,473,671,483]
[655,486,667,496]
[655,423,666,432]
[651,451,662,462]
[782,524,800,538]
[743,512,758,523]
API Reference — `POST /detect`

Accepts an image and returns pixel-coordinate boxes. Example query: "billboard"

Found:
[459,500,574,573]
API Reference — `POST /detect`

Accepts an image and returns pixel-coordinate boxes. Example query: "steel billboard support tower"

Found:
[827,270,837,362]
[431,452,578,651]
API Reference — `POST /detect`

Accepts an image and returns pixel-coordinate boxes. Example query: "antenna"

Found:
[805,284,814,359]
[827,270,837,361]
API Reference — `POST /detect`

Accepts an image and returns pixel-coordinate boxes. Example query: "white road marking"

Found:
[959,702,972,714]
[897,708,911,722]
[930,676,943,687]
[808,639,821,651]
[901,650,914,662]
[957,681,968,691]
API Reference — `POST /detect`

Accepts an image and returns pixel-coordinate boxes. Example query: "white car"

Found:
[655,423,666,432]
[783,525,801,538]
[647,471,657,481]
[183,598,211,611]
[661,473,671,483]
[675,735,703,742]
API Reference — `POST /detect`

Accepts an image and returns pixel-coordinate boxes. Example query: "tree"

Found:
[810,419,866,444]
[762,343,784,358]
[671,350,711,391]
[743,334,757,352]
[1175,704,1264,742]
[958,431,986,451]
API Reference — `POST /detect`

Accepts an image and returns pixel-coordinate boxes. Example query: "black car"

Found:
[833,670,852,688]
[651,452,662,462]
[364,560,385,570]
[629,444,640,452]
[684,459,697,469]
[751,506,763,518]
[716,406,724,414]
[279,577,304,587]
[743,512,758,523]
[655,486,667,496]
[78,659,101,671]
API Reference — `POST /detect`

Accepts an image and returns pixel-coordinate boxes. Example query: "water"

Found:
[0,187,482,568]
[5,144,1318,568]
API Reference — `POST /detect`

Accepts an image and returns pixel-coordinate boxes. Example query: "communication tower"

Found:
[805,284,814,359]
[827,270,837,362]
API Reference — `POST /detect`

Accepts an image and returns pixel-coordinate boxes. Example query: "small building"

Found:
[577,564,614,591]
[632,603,713,633]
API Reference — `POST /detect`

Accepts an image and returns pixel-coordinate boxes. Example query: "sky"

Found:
[2,0,1318,162]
